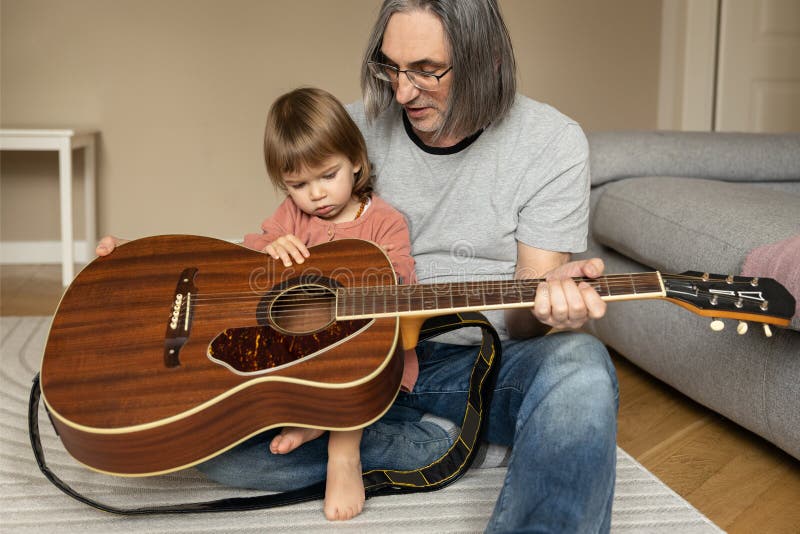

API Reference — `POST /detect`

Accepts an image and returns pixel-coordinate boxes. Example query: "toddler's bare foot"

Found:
[324,456,365,521]
[269,427,325,454]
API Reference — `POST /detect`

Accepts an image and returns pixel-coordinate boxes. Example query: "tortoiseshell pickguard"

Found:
[208,319,371,373]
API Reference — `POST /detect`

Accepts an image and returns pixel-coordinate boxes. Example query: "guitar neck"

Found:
[336,272,665,320]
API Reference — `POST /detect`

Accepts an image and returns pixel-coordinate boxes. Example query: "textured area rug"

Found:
[1,316,723,533]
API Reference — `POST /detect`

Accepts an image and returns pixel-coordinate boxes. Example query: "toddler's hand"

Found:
[264,234,310,267]
[95,235,128,257]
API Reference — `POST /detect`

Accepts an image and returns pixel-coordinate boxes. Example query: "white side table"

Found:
[0,129,97,286]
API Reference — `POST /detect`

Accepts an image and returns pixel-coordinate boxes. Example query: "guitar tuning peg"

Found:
[737,321,748,335]
[763,324,773,338]
[710,318,725,331]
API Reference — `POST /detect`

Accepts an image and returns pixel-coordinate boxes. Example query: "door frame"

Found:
[657,0,720,131]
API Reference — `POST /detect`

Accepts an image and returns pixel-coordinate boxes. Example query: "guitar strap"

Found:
[28,311,501,515]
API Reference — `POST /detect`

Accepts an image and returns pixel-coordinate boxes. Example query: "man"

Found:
[199,1,617,531]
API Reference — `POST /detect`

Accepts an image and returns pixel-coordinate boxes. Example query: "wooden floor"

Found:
[2,263,799,533]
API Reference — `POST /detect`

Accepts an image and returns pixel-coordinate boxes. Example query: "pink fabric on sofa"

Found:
[741,234,800,330]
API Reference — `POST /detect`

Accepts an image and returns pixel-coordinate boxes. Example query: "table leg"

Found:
[59,141,74,286]
[84,139,96,260]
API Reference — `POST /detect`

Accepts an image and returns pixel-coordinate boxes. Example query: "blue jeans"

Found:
[197,331,618,533]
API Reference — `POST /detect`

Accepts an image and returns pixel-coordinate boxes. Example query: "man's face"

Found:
[381,10,455,147]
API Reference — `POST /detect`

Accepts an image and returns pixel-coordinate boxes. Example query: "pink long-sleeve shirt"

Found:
[243,194,419,391]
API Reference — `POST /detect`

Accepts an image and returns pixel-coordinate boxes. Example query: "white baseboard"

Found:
[0,240,92,264]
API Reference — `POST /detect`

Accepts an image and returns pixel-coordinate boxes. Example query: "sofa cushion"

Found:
[591,177,800,276]
[588,131,800,186]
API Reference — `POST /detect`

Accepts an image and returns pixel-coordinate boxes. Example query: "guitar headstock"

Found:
[662,271,796,335]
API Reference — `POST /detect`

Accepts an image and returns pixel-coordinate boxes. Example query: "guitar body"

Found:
[40,235,403,476]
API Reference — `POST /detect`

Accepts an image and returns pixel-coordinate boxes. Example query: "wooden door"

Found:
[715,0,800,132]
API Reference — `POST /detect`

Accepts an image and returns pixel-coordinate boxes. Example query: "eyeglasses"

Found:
[367,61,452,92]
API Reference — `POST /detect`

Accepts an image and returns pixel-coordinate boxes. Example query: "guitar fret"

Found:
[430,283,450,311]
[460,282,474,307]
[423,285,437,311]
[469,281,484,307]
[482,280,502,307]
[399,285,413,313]
[408,285,425,312]
[450,282,468,309]
[519,280,537,304]
[499,282,523,306]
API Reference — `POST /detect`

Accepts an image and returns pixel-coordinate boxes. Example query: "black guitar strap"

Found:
[28,312,501,515]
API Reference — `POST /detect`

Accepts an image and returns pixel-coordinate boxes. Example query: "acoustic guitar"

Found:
[39,235,795,476]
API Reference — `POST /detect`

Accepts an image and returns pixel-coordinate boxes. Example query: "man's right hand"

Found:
[95,235,128,257]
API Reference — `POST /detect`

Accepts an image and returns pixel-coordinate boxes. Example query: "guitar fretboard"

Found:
[336,272,664,319]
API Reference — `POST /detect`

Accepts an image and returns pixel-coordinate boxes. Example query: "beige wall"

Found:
[1,0,661,246]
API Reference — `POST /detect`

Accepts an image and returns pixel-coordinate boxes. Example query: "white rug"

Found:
[1,316,724,533]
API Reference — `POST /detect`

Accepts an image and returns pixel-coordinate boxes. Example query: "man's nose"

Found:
[394,73,420,105]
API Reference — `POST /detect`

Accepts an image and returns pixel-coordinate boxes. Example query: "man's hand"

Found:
[533,258,607,330]
[95,235,128,257]
[264,234,310,267]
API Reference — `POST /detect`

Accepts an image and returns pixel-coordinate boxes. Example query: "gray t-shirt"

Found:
[348,94,590,343]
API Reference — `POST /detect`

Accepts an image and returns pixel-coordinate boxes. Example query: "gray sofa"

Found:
[578,131,800,460]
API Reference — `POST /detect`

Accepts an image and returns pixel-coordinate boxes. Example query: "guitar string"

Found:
[180,288,767,325]
[184,275,661,321]
[187,271,746,303]
[187,275,720,307]
[189,275,662,300]
[187,277,748,311]
[181,270,741,304]
[179,274,760,318]
[180,281,764,322]
[180,297,767,326]
[186,273,668,304]
[187,280,667,310]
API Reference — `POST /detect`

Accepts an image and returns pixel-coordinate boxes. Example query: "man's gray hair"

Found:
[361,0,517,142]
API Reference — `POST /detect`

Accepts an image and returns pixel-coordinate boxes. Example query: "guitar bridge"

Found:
[164,268,198,367]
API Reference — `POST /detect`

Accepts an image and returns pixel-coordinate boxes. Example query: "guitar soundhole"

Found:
[270,284,336,335]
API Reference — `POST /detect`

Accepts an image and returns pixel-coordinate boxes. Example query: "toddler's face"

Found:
[282,155,361,223]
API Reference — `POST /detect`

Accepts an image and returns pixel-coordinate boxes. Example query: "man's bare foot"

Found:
[269,426,325,454]
[324,455,365,521]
